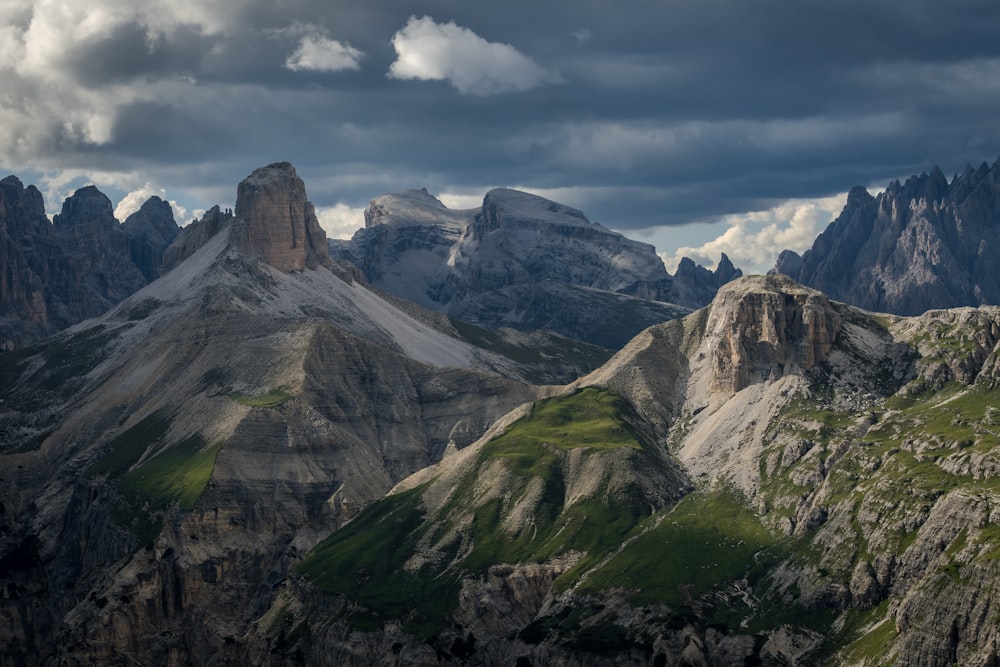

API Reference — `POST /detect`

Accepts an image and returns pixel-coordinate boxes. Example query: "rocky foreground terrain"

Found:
[2,162,1000,666]
[255,276,1000,666]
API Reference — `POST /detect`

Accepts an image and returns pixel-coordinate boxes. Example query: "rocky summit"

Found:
[0,176,180,350]
[234,162,330,271]
[331,187,736,348]
[773,157,1000,315]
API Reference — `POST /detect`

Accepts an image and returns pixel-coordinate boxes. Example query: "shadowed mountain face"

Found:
[773,158,1000,316]
[332,188,739,348]
[0,165,555,665]
[0,177,180,350]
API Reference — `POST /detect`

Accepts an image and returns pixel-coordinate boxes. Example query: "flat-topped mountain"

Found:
[773,157,1000,315]
[333,188,739,348]
[0,176,180,349]
[233,162,330,271]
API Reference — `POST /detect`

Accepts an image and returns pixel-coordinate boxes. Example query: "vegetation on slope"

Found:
[87,412,221,546]
[295,486,459,638]
[230,386,293,408]
[297,387,664,637]
[580,488,778,606]
[294,312,1000,662]
[119,435,222,512]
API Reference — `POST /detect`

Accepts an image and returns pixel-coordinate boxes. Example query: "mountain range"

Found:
[2,159,1000,665]
[773,157,1000,315]
[0,177,179,350]
[331,188,738,349]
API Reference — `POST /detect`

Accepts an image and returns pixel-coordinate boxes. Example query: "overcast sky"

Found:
[2,1,1000,273]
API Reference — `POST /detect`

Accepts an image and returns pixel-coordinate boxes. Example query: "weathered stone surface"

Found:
[620,253,744,309]
[333,187,737,348]
[122,196,181,282]
[773,158,1000,315]
[161,205,233,272]
[0,177,178,349]
[705,274,842,392]
[233,162,329,271]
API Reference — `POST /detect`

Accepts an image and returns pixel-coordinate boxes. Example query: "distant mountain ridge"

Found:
[0,177,179,349]
[332,187,740,348]
[773,157,1000,315]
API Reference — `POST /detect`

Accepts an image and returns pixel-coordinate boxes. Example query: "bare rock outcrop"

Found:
[704,274,841,393]
[0,177,178,349]
[161,205,234,272]
[233,162,329,271]
[773,158,1000,315]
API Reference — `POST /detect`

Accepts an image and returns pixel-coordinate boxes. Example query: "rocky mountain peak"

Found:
[0,176,46,220]
[478,188,591,233]
[363,188,458,228]
[121,197,180,282]
[771,157,1000,315]
[845,184,874,208]
[122,197,177,240]
[704,274,841,393]
[233,162,329,271]
[52,185,116,230]
[713,252,739,285]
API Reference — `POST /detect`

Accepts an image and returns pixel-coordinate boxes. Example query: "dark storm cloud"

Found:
[3,0,1000,243]
[66,22,214,86]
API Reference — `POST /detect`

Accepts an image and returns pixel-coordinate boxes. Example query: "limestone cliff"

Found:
[233,162,329,271]
[704,275,841,393]
[773,158,1000,315]
[332,187,737,348]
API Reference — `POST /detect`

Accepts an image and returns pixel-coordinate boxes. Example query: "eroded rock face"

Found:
[333,186,737,348]
[773,158,1000,315]
[705,275,842,393]
[234,162,329,271]
[0,178,178,349]
[121,196,181,282]
[162,205,233,272]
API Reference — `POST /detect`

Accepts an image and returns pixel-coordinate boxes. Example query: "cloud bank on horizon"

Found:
[2,0,1000,274]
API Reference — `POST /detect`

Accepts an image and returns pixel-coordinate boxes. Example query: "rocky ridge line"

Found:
[773,157,1000,315]
[0,176,180,349]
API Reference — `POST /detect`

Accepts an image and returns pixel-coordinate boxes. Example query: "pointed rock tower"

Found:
[233,162,329,270]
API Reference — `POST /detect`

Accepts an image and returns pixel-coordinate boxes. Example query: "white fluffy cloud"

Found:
[661,194,848,275]
[316,203,365,239]
[387,15,563,96]
[0,1,227,161]
[285,32,364,72]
